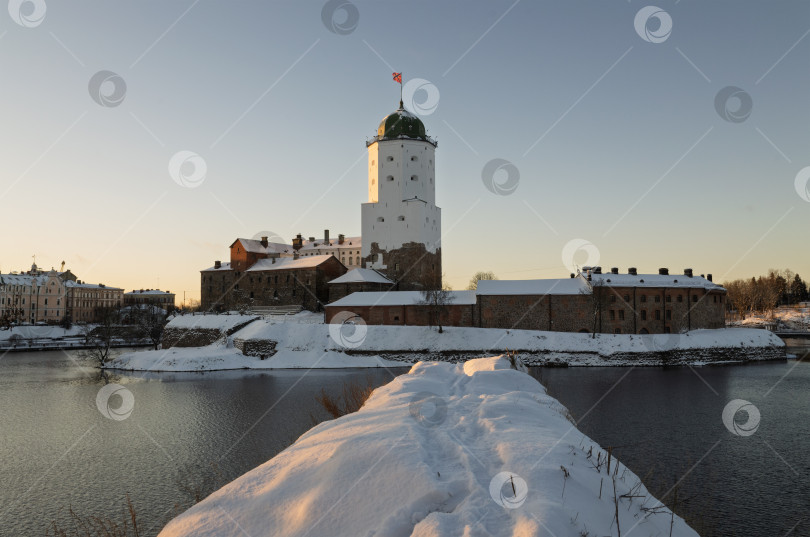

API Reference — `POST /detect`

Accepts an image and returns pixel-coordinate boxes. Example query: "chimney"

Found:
[272,257,276,264]
[570,273,575,278]
[309,236,315,242]
[628,267,637,275]
[338,234,345,245]
[659,267,669,275]
[324,229,330,245]
[593,266,602,274]
[260,236,269,248]
[611,267,619,275]
[292,234,303,251]
[214,260,221,269]
[707,273,713,282]
[684,268,693,277]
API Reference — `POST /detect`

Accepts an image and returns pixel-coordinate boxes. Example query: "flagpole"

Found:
[400,72,403,107]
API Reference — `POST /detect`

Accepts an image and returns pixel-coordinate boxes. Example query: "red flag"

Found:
[392,72,402,84]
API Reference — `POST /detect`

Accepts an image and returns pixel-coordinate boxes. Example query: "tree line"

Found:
[724,269,808,318]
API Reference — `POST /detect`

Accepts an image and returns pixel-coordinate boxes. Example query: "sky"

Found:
[1,0,808,302]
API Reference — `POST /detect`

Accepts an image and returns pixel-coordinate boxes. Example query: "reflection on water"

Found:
[530,349,810,537]
[0,350,408,536]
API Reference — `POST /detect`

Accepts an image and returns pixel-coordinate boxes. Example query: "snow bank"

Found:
[164,313,259,331]
[108,343,406,372]
[159,357,698,537]
[0,325,87,340]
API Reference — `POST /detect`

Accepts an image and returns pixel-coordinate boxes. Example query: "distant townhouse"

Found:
[0,266,66,324]
[124,289,176,311]
[64,281,124,322]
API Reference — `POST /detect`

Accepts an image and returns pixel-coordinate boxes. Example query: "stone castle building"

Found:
[200,99,444,310]
[326,267,726,334]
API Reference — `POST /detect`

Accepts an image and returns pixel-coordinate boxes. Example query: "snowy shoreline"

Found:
[157,356,699,537]
[107,314,786,372]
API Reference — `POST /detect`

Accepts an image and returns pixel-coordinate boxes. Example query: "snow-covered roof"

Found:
[64,281,122,290]
[588,273,724,291]
[202,262,232,272]
[328,290,476,307]
[0,271,61,287]
[246,255,337,272]
[232,238,293,255]
[125,289,173,296]
[476,278,589,296]
[328,268,393,285]
[299,236,361,251]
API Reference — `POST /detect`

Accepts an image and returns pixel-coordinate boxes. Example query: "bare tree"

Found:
[132,305,168,350]
[79,306,120,367]
[581,279,610,338]
[419,266,451,333]
[466,271,498,290]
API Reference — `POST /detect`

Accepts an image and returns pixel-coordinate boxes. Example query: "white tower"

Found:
[361,101,441,289]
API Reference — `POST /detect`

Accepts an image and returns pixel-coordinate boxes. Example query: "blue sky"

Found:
[1,1,808,299]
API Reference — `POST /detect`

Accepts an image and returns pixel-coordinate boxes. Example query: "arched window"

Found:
[639,328,649,334]
[355,257,360,265]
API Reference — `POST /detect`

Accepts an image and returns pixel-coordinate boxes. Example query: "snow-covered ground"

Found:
[158,356,698,537]
[727,306,810,331]
[109,316,784,371]
[0,325,87,340]
[109,342,406,372]
[164,312,260,330]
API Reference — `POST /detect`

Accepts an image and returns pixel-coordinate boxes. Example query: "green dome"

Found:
[371,102,435,146]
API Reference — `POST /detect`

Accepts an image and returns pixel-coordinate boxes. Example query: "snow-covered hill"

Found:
[159,357,699,537]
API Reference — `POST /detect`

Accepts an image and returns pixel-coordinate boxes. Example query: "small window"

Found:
[655,310,661,320]
[387,156,394,162]
[666,310,672,320]
[386,175,394,181]
[666,295,671,303]
[394,316,400,321]
[610,295,616,303]
[623,295,629,302]
[619,310,625,320]
[410,175,417,181]
[665,326,671,333]
[640,295,646,303]
[609,310,615,320]
[654,296,661,303]
[641,310,647,320]
[693,295,698,303]
[377,217,384,222]
[410,155,418,162]
[677,295,683,302]
[398,216,405,221]
[371,160,375,166]
[614,328,622,334]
